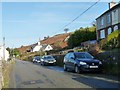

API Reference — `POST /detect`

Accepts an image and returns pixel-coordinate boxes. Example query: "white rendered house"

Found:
[0,46,10,61]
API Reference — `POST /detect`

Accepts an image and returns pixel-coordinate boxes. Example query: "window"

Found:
[112,9,118,25]
[114,25,118,31]
[65,53,70,59]
[100,30,105,39]
[107,14,111,23]
[75,53,93,59]
[75,53,85,59]
[101,18,104,25]
[69,53,75,59]
[108,28,112,35]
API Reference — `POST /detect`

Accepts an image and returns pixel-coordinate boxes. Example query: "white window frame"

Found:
[100,30,105,39]
[108,27,112,35]
[114,25,118,31]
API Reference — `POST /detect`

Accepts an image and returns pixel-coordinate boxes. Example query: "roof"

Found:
[96,3,120,20]
[17,45,32,53]
[41,44,49,50]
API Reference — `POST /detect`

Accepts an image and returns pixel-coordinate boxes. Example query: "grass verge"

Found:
[2,59,15,88]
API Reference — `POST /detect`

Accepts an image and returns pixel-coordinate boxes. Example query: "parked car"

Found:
[63,52,102,73]
[41,55,56,66]
[33,56,41,63]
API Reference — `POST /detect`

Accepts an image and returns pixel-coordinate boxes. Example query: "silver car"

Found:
[41,55,56,66]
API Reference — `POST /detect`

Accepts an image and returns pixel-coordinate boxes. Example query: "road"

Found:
[9,60,120,89]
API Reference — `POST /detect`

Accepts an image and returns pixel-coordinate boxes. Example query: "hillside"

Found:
[17,33,70,54]
[41,33,70,49]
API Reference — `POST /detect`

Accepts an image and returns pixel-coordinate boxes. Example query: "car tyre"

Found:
[75,65,80,74]
[42,62,45,66]
[40,62,43,65]
[64,64,67,71]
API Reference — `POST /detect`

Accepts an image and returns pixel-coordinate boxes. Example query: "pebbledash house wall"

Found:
[96,3,120,40]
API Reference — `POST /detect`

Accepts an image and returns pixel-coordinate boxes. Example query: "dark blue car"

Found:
[63,52,102,73]
[33,56,41,63]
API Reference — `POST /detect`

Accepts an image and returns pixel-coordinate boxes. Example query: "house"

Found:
[41,44,53,51]
[17,45,32,54]
[32,41,53,52]
[32,42,42,52]
[96,1,120,40]
[81,40,97,47]
[0,46,10,61]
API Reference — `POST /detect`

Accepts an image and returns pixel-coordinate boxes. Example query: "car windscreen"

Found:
[44,56,54,59]
[75,53,93,59]
[34,56,40,60]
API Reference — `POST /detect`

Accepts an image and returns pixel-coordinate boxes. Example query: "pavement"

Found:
[9,60,120,89]
[0,60,2,90]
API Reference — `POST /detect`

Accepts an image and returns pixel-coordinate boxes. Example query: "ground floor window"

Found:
[114,25,118,31]
[100,30,105,39]
[108,27,112,35]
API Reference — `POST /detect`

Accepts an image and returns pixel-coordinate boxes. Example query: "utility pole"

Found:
[3,37,5,61]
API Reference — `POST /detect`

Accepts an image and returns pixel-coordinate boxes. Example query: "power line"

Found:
[54,0,100,34]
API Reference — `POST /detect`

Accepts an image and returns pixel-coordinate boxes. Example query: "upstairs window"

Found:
[101,17,104,26]
[107,14,111,23]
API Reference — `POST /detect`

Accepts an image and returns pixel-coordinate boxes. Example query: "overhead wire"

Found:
[54,0,101,34]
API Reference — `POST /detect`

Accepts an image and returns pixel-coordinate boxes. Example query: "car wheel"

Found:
[40,62,43,65]
[64,64,67,71]
[42,62,45,66]
[75,65,80,73]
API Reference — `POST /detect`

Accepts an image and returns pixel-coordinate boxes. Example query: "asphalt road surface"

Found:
[9,60,120,89]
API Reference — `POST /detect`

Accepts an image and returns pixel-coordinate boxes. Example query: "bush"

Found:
[100,30,120,50]
[53,55,65,67]
[95,50,120,76]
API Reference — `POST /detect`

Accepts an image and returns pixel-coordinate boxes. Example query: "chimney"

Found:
[109,0,117,9]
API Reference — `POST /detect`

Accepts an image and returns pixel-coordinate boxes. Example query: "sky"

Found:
[1,0,120,48]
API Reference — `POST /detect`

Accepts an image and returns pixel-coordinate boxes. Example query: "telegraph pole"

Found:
[3,37,5,61]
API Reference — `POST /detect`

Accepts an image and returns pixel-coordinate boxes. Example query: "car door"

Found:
[64,53,70,68]
[68,53,76,70]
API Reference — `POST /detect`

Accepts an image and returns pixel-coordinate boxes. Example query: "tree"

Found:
[67,26,96,48]
[91,21,96,27]
[6,47,10,53]
[64,28,69,33]
[12,48,21,57]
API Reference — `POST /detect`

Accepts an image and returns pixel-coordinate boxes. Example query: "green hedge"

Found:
[101,30,120,50]
[95,49,120,76]
[53,55,65,67]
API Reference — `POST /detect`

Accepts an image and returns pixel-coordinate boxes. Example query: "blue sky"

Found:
[1,1,119,48]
